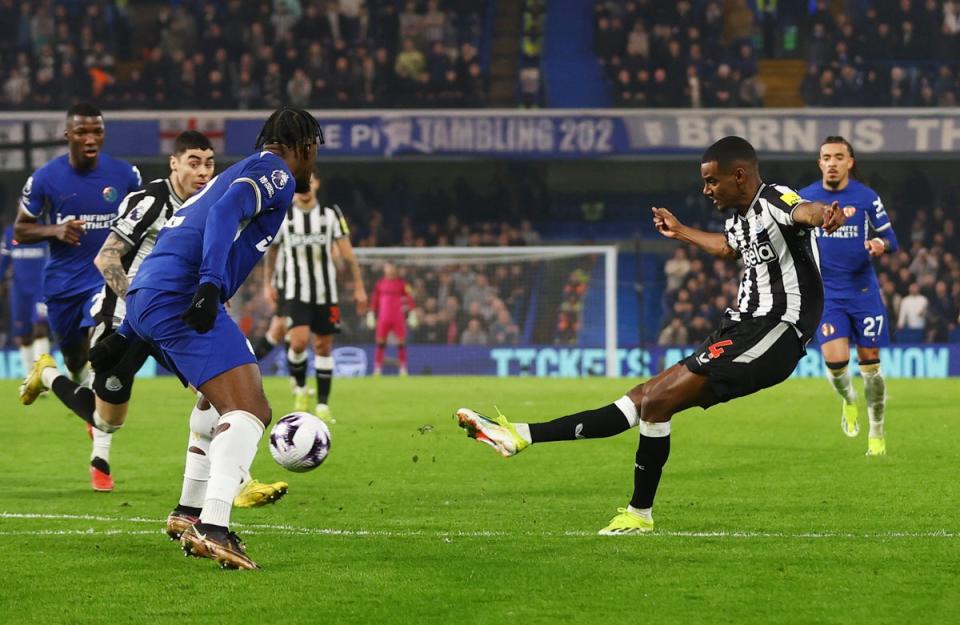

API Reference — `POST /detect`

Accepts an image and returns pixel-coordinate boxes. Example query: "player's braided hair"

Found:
[255,107,324,157]
[821,135,859,178]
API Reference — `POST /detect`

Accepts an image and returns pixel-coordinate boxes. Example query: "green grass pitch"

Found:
[1,376,958,625]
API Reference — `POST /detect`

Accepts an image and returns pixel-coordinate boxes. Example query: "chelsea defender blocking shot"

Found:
[94,107,323,569]
[799,136,898,456]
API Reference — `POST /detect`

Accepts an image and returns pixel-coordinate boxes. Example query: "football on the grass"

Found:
[269,412,331,472]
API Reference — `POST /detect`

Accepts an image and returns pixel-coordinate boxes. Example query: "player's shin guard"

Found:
[287,347,308,388]
[315,355,333,404]
[528,396,639,443]
[200,410,265,529]
[179,399,220,510]
[825,360,856,404]
[860,360,885,438]
[630,420,671,510]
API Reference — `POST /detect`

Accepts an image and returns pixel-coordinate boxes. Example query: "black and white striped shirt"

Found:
[273,203,349,305]
[723,183,824,342]
[92,178,182,324]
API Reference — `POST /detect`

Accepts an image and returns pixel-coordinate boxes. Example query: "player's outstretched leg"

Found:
[313,333,334,422]
[860,359,887,456]
[180,363,270,570]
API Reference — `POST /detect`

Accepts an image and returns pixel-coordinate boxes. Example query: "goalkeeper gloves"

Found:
[89,332,130,372]
[366,311,376,329]
[406,310,419,329]
[181,282,220,334]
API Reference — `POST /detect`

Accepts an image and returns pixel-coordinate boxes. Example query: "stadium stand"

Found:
[1,0,492,110]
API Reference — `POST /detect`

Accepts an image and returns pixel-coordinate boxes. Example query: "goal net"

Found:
[332,246,619,377]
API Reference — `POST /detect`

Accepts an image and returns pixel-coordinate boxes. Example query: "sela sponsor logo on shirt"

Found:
[288,232,328,247]
[741,240,777,268]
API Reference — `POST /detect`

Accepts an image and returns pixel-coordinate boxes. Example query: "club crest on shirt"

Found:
[271,169,289,190]
[843,205,857,218]
[102,186,118,202]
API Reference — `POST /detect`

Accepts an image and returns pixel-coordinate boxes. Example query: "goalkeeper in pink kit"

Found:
[369,262,415,375]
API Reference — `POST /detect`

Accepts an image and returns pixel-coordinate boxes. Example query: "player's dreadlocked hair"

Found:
[701,136,758,170]
[821,135,859,178]
[255,107,324,157]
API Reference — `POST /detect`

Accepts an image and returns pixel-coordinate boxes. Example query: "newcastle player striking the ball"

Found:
[455,136,846,534]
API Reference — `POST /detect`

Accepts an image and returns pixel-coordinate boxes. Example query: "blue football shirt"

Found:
[130,151,296,301]
[19,153,142,300]
[798,179,898,299]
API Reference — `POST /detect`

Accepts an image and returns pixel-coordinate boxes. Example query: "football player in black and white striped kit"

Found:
[256,171,367,422]
[455,137,847,535]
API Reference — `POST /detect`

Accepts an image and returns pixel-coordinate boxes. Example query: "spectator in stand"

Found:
[657,317,689,346]
[897,283,929,331]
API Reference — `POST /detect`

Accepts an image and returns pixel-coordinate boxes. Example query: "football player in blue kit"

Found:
[14,102,141,490]
[92,107,322,570]
[0,224,50,375]
[799,136,899,456]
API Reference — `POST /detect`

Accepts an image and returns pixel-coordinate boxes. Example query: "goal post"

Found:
[347,246,619,378]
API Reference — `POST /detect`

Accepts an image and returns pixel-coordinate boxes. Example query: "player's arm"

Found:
[334,236,368,314]
[651,207,739,259]
[94,233,133,299]
[864,195,899,257]
[14,175,85,245]
[262,243,279,306]
[792,200,845,234]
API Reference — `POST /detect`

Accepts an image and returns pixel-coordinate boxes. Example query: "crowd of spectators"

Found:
[1,0,491,110]
[657,208,960,346]
[801,0,960,107]
[595,0,766,108]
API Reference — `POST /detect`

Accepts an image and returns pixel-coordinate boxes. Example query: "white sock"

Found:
[91,427,112,463]
[514,422,532,444]
[827,364,856,404]
[180,400,220,509]
[200,410,265,528]
[18,345,33,374]
[33,336,50,356]
[40,366,61,389]
[862,366,886,438]
[92,410,122,434]
[627,505,653,520]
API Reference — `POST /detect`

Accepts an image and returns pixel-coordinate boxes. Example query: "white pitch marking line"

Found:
[0,512,955,539]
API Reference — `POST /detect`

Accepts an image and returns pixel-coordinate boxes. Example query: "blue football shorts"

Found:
[818,291,890,348]
[45,287,99,348]
[124,287,256,388]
